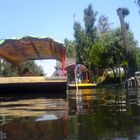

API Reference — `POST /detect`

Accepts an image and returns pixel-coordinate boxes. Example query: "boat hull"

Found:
[0,76,67,94]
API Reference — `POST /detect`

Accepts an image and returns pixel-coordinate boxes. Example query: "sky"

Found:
[0,0,140,76]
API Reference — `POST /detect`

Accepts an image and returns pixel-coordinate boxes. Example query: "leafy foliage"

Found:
[74,4,98,65]
[73,22,84,63]
[89,26,138,82]
[64,39,76,58]
[0,59,44,76]
[135,47,140,69]
[117,7,137,78]
[117,8,130,17]
[0,60,18,76]
[20,60,44,75]
[84,4,98,41]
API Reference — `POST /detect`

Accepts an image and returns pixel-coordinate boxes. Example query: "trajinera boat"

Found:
[0,36,67,93]
[65,64,97,89]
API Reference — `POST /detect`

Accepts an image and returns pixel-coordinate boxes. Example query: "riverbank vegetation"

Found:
[0,60,44,76]
[65,4,140,85]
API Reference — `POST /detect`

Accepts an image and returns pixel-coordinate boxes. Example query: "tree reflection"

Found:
[67,88,140,140]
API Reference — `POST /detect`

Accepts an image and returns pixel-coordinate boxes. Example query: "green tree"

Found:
[20,60,44,75]
[73,22,84,63]
[0,59,44,76]
[73,4,98,82]
[102,31,125,82]
[73,4,98,64]
[117,8,137,78]
[90,30,125,81]
[90,27,137,83]
[135,47,140,70]
[83,4,98,65]
[84,4,98,42]
[64,39,76,58]
[0,60,18,76]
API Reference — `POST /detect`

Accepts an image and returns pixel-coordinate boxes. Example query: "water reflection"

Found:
[0,95,68,140]
[68,88,127,115]
[67,88,140,140]
[1,88,140,139]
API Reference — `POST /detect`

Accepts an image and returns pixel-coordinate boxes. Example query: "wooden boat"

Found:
[65,64,97,90]
[0,36,67,93]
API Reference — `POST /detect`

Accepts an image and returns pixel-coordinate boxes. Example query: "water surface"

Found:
[0,88,140,140]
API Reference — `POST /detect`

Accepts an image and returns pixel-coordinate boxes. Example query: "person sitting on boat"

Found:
[21,68,31,76]
[52,66,63,77]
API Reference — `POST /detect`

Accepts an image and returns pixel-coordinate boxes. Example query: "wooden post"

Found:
[17,65,21,76]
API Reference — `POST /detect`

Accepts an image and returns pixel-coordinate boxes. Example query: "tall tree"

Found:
[90,27,137,82]
[64,39,76,58]
[117,8,137,78]
[90,30,125,81]
[73,4,98,63]
[73,22,84,63]
[98,15,111,33]
[84,4,98,42]
[73,4,98,81]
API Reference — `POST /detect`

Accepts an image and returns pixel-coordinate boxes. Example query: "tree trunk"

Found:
[117,8,137,79]
[111,66,117,83]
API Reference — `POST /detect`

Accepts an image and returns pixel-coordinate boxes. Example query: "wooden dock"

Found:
[0,76,67,94]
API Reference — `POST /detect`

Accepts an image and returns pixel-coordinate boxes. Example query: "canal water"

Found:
[0,88,140,140]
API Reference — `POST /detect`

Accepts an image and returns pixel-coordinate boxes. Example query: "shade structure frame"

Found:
[0,36,66,69]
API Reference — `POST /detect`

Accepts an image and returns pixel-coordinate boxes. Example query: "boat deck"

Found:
[0,76,67,94]
[0,76,67,83]
[68,83,97,89]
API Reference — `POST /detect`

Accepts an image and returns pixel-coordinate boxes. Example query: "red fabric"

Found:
[62,48,66,76]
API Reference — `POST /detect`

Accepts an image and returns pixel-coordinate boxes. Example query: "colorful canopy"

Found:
[0,36,66,66]
[65,64,88,72]
[65,64,76,71]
